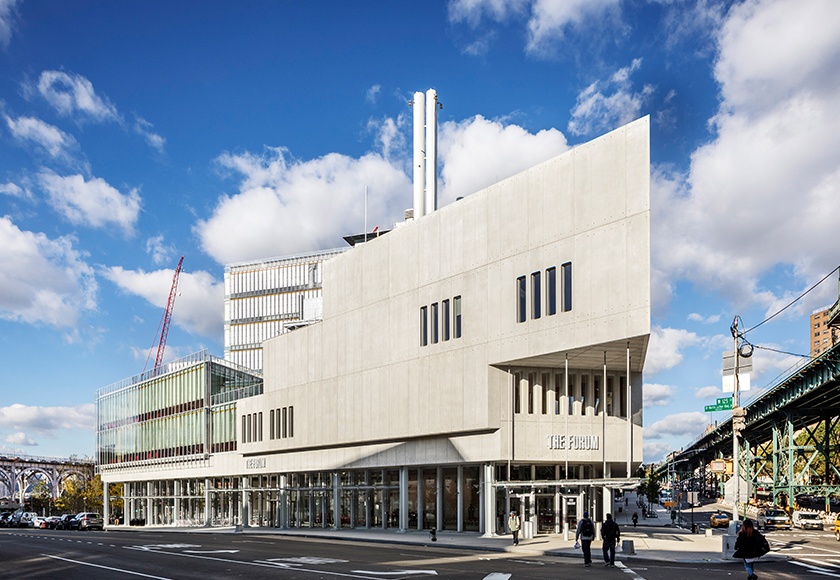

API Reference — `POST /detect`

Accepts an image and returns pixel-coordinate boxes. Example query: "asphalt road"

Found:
[2,527,840,579]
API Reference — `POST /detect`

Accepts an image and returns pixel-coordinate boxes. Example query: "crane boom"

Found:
[147,256,184,374]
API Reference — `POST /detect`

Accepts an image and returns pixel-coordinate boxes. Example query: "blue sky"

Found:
[1,0,839,463]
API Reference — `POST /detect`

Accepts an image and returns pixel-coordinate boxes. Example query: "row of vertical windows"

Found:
[420,296,462,346]
[269,406,294,439]
[517,262,571,323]
[242,412,263,443]
[512,371,628,418]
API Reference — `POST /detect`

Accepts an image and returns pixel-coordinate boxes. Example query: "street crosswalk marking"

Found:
[616,561,648,579]
[481,574,511,580]
[792,560,840,577]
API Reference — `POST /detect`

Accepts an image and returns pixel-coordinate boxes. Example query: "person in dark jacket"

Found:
[600,513,621,567]
[575,511,596,567]
[733,519,770,580]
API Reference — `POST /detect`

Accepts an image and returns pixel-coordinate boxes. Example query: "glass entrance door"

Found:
[536,494,556,533]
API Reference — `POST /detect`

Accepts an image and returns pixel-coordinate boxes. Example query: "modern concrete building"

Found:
[96,116,651,536]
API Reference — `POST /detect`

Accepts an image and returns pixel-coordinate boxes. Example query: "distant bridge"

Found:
[0,454,95,504]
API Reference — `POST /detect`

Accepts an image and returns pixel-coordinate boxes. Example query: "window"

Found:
[282,407,288,438]
[242,416,247,443]
[580,374,588,414]
[517,276,527,323]
[561,262,573,312]
[568,374,577,415]
[546,267,557,315]
[527,373,535,414]
[431,302,439,344]
[258,412,263,442]
[275,408,281,439]
[246,413,252,443]
[288,406,294,437]
[594,375,601,415]
[531,271,541,319]
[442,299,450,341]
[270,409,275,439]
[554,374,562,415]
[541,372,549,414]
[454,296,462,338]
[619,375,627,418]
[514,373,521,414]
[420,306,428,346]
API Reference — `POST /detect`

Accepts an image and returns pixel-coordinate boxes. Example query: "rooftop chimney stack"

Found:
[411,88,439,219]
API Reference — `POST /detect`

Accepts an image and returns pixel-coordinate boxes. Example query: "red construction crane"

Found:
[144,255,184,374]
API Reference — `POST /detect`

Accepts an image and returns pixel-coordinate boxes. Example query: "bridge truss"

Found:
[0,454,95,506]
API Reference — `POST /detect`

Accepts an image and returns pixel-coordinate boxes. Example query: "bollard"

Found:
[429,529,437,542]
[621,540,635,555]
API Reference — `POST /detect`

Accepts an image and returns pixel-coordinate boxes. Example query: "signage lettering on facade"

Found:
[246,458,266,470]
[545,434,600,451]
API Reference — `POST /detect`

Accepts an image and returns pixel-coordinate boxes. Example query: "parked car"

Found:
[0,512,12,527]
[44,515,62,529]
[793,511,824,530]
[55,514,75,530]
[18,512,38,528]
[72,512,104,531]
[710,511,731,528]
[757,508,791,530]
[30,515,48,529]
[834,518,840,541]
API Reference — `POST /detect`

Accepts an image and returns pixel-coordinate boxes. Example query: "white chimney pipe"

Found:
[424,88,438,215]
[412,91,426,220]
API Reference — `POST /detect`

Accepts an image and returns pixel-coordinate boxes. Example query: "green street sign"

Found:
[705,397,733,412]
[716,397,733,408]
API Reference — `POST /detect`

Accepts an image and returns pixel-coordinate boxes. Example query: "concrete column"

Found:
[174,480,181,525]
[481,463,494,537]
[457,466,464,532]
[278,474,287,528]
[204,477,211,527]
[436,466,443,531]
[417,468,424,531]
[103,482,110,526]
[399,467,409,532]
[241,476,250,527]
[333,472,340,530]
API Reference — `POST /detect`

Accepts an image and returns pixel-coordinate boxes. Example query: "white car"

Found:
[30,516,48,529]
[792,511,824,530]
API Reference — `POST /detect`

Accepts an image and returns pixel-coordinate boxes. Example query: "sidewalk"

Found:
[109,494,778,565]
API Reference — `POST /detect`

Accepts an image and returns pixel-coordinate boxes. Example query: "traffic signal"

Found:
[732,406,746,436]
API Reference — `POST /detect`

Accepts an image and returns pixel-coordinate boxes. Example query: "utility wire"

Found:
[751,344,809,359]
[742,265,840,336]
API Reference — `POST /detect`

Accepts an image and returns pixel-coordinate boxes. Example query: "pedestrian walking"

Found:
[575,511,596,567]
[508,510,521,545]
[733,519,770,580]
[601,513,621,567]
[632,512,638,527]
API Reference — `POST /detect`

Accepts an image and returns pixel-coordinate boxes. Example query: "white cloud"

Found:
[644,326,701,376]
[365,85,381,104]
[643,439,678,464]
[196,147,411,264]
[5,114,79,160]
[695,385,721,399]
[568,58,653,137]
[0,181,25,198]
[36,70,121,123]
[652,0,840,313]
[688,312,721,324]
[145,235,174,266]
[0,216,97,327]
[526,0,622,56]
[0,0,20,49]
[134,115,165,153]
[643,383,674,408]
[438,114,569,203]
[0,403,95,433]
[447,0,530,28]
[38,171,141,236]
[5,431,36,446]
[103,265,224,339]
[644,411,709,440]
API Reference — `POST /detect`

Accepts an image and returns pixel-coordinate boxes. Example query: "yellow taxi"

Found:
[834,518,840,541]
[710,511,731,528]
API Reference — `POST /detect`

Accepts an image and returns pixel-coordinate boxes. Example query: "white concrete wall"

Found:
[243,117,650,472]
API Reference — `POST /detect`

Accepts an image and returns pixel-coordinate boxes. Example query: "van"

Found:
[792,511,823,530]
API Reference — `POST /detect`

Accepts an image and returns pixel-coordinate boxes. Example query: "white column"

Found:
[399,467,409,532]
[481,463,494,537]
[204,477,211,527]
[103,482,110,526]
[417,468,424,531]
[332,472,340,530]
[457,466,464,532]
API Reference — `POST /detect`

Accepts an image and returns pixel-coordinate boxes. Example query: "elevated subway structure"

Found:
[663,342,840,512]
[0,454,94,505]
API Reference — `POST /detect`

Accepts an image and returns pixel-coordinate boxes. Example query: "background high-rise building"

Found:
[810,306,838,358]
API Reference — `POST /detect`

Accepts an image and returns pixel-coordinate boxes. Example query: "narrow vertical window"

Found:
[431,302,439,344]
[420,306,428,346]
[276,408,281,440]
[594,375,601,415]
[546,267,557,315]
[270,409,275,440]
[561,262,572,312]
[580,374,588,415]
[288,406,294,437]
[282,407,288,438]
[514,372,521,414]
[242,416,247,443]
[442,299,450,341]
[531,271,541,319]
[246,413,252,443]
[454,296,462,338]
[516,276,527,323]
[554,374,562,415]
[541,372,549,414]
[620,375,627,418]
[258,412,263,442]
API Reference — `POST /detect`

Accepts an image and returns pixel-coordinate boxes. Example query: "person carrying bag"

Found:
[733,519,771,580]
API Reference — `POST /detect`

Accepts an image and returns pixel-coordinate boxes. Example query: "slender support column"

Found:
[103,482,110,526]
[332,472,340,530]
[399,467,409,532]
[436,466,443,531]
[204,477,211,527]
[627,343,632,478]
[417,468,424,531]
[481,463,494,537]
[457,466,464,532]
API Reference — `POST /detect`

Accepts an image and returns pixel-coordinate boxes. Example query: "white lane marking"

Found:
[616,561,648,579]
[43,554,177,580]
[182,549,239,554]
[350,572,437,576]
[791,560,840,577]
[481,574,511,580]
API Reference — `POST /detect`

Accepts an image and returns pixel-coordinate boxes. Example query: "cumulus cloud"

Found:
[365,85,381,104]
[652,0,840,313]
[36,70,121,123]
[145,235,174,266]
[5,114,79,161]
[102,265,224,339]
[0,404,96,446]
[644,326,701,376]
[438,114,569,203]
[0,216,97,327]
[643,383,674,408]
[695,385,722,399]
[38,171,141,236]
[568,59,653,137]
[525,0,622,56]
[0,0,20,49]
[196,147,411,264]
[645,411,709,440]
[447,0,529,28]
[688,312,721,325]
[0,181,26,198]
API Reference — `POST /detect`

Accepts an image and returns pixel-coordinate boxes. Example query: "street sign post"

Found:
[704,397,733,412]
